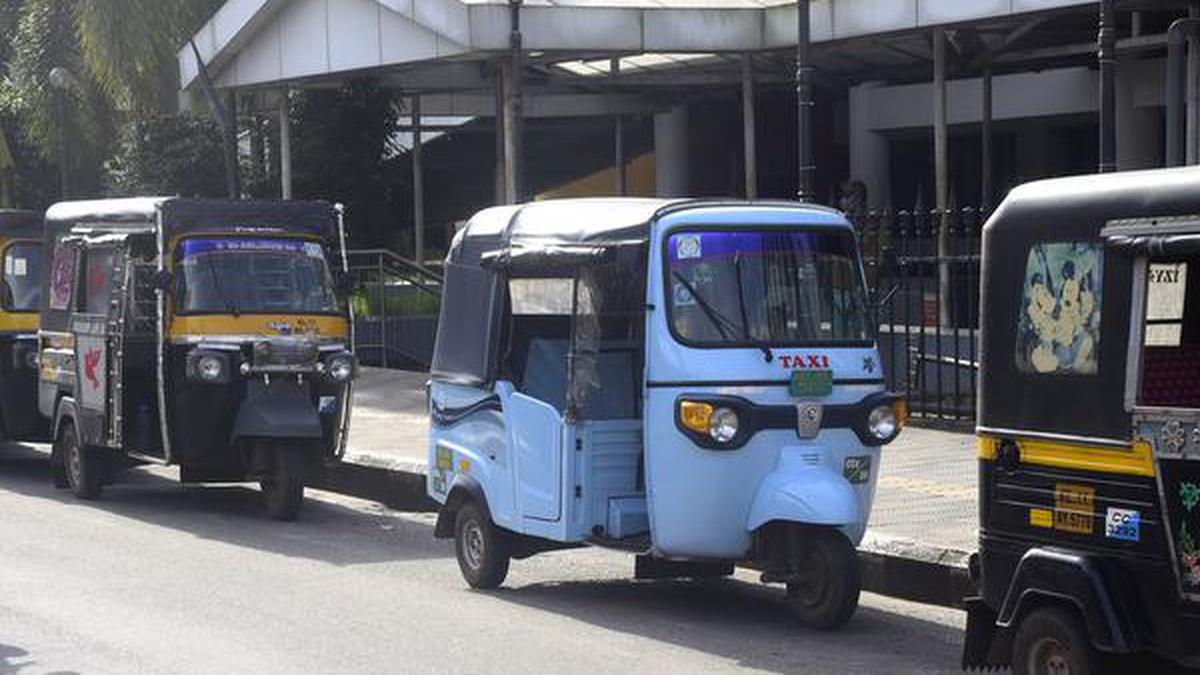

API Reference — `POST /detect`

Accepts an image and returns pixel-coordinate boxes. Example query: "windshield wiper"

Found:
[671,271,739,341]
[204,254,239,318]
[733,252,773,363]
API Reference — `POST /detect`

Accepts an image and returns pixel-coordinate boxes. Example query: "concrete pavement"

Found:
[0,445,967,675]
[339,368,978,607]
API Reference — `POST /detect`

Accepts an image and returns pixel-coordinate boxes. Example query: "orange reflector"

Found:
[679,401,714,433]
[893,398,908,429]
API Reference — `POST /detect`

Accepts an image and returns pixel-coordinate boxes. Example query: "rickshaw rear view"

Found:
[964,168,1200,674]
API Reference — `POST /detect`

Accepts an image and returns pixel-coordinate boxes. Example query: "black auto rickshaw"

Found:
[963,168,1200,674]
[0,210,49,442]
[38,198,356,520]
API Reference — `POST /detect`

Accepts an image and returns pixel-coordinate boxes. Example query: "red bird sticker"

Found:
[83,347,102,391]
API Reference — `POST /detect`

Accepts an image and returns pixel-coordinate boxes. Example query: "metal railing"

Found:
[855,207,987,424]
[347,248,443,369]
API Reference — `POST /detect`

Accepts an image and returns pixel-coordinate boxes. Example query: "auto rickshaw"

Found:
[963,168,1200,673]
[427,198,905,629]
[0,210,49,442]
[38,198,356,520]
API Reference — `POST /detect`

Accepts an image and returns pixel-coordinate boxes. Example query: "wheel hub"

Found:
[462,520,485,571]
[1030,637,1072,675]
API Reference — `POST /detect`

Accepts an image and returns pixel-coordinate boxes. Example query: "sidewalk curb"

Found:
[325,451,975,609]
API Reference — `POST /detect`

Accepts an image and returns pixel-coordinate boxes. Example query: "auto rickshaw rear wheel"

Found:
[59,422,102,500]
[1011,607,1100,675]
[453,501,510,589]
[260,443,305,522]
[784,528,860,630]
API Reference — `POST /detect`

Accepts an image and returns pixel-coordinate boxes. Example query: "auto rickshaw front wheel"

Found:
[57,422,102,500]
[784,528,861,631]
[259,443,306,521]
[453,501,510,589]
[1011,607,1100,675]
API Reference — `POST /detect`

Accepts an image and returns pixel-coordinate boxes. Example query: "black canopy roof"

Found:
[0,210,42,240]
[44,198,337,239]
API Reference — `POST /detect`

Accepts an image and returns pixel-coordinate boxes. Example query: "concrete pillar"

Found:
[742,54,758,200]
[279,91,292,200]
[1116,59,1162,171]
[1189,2,1200,164]
[848,82,890,210]
[654,105,689,197]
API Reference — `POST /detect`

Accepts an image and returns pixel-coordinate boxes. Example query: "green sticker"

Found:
[789,370,833,398]
[436,446,453,472]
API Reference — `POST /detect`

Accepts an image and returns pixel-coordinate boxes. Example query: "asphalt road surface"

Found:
[0,444,965,675]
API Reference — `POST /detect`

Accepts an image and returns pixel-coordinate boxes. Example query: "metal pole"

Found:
[412,94,425,265]
[279,90,293,199]
[981,66,993,211]
[1098,0,1117,173]
[56,90,68,199]
[505,0,525,203]
[611,58,627,197]
[796,0,814,202]
[378,255,387,369]
[933,27,951,328]
[494,68,506,205]
[1190,3,1200,164]
[1167,20,1200,167]
[742,53,758,200]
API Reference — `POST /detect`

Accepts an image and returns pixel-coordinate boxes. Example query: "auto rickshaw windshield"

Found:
[3,241,42,312]
[665,229,870,346]
[174,236,340,315]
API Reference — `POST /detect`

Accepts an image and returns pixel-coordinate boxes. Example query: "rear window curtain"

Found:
[430,262,503,386]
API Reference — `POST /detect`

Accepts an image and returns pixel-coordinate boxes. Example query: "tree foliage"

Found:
[0,0,222,202]
[292,80,401,248]
[104,113,224,198]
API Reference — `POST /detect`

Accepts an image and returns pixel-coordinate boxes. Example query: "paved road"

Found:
[0,443,965,675]
[349,368,979,552]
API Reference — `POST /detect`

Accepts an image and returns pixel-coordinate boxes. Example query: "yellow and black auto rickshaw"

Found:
[963,168,1200,674]
[0,209,49,442]
[38,198,356,520]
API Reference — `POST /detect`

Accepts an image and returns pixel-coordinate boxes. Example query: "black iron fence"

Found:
[347,249,443,369]
[855,208,987,424]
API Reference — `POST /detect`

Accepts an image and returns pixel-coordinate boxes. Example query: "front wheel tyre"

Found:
[260,444,305,521]
[1011,607,1100,675]
[454,501,510,589]
[785,528,861,630]
[60,423,102,500]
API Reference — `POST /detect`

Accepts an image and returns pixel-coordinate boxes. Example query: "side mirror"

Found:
[150,270,172,292]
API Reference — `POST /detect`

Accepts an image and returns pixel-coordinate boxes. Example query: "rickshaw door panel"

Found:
[507,391,563,522]
[72,244,127,448]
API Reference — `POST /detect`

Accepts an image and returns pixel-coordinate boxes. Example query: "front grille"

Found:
[253,339,319,369]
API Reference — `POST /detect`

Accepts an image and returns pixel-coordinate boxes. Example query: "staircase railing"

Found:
[347,248,443,369]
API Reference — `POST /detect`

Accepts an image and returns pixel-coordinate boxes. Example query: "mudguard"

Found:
[746,466,862,532]
[230,379,322,443]
[995,547,1140,654]
[433,473,490,539]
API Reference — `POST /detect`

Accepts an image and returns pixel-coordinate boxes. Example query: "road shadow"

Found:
[0,643,77,675]
[489,573,965,675]
[0,443,451,567]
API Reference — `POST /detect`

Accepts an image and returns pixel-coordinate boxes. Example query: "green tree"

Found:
[104,113,225,197]
[0,0,222,201]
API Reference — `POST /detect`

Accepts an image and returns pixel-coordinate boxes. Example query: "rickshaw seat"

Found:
[1141,345,1200,408]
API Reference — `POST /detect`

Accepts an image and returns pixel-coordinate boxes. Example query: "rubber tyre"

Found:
[260,444,305,521]
[453,501,510,589]
[1011,607,1101,675]
[785,528,861,630]
[60,423,102,500]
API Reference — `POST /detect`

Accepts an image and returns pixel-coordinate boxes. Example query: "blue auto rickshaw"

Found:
[427,199,905,629]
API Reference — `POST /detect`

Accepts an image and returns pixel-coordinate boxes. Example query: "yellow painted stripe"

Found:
[169,314,348,339]
[977,434,1155,477]
[0,312,37,332]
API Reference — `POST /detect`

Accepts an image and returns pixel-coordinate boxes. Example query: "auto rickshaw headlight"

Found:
[186,350,230,384]
[325,352,356,382]
[709,407,740,443]
[867,404,899,441]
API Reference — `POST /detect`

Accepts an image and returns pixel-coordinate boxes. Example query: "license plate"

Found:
[789,370,833,398]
